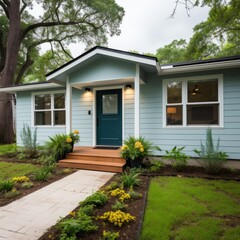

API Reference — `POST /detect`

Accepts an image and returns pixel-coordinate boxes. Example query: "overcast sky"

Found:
[40,1,210,57]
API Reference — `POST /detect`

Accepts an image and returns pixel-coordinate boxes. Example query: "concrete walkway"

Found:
[0,170,115,240]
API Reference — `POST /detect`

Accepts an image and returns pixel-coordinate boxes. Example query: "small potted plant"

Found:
[120,136,161,168]
[67,130,80,152]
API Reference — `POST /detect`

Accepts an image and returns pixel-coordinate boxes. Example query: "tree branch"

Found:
[0,1,9,18]
[20,0,27,15]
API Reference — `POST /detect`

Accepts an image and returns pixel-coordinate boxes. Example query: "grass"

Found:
[0,144,17,155]
[0,162,40,181]
[141,177,240,240]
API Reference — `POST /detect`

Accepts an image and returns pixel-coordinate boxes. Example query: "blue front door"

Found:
[96,89,122,146]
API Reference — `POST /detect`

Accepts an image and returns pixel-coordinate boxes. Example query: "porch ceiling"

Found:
[71,77,144,89]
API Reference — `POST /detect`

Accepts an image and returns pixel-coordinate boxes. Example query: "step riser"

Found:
[58,162,123,173]
[67,154,125,163]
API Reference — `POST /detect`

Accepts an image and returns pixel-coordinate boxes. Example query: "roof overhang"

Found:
[159,59,240,75]
[0,82,64,94]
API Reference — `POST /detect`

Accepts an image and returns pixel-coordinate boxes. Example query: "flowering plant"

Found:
[68,130,80,144]
[120,136,161,161]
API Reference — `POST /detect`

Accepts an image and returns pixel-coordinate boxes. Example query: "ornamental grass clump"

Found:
[98,210,135,227]
[0,180,14,193]
[120,168,141,189]
[121,136,161,161]
[194,128,228,174]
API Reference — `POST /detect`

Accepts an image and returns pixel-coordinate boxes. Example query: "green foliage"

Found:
[33,167,52,181]
[45,134,72,162]
[20,124,38,158]
[102,230,120,240]
[121,136,161,161]
[0,144,17,156]
[194,128,228,174]
[4,189,20,199]
[0,180,14,193]
[149,160,164,172]
[80,191,108,207]
[77,205,94,216]
[105,181,120,191]
[21,181,34,189]
[111,200,127,211]
[120,168,141,188]
[57,213,98,240]
[128,189,142,199]
[164,146,188,170]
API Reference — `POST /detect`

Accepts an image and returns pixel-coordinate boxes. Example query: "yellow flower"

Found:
[66,137,72,143]
[73,130,79,134]
[121,145,128,151]
[134,141,143,149]
[140,147,144,152]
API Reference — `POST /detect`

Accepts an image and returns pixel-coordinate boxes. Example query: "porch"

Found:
[58,146,126,173]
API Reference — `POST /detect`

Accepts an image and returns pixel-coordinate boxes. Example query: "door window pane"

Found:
[35,111,51,125]
[187,104,219,125]
[166,105,183,125]
[35,94,51,110]
[188,79,218,103]
[54,110,65,125]
[102,94,118,114]
[54,94,65,109]
[167,82,182,103]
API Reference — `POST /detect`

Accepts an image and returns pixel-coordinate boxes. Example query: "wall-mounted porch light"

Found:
[85,87,91,92]
[126,84,132,89]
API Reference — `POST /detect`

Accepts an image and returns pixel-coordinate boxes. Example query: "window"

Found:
[163,75,223,127]
[34,92,65,126]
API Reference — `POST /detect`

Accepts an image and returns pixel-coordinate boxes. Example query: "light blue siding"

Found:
[140,68,240,159]
[70,57,135,84]
[16,91,66,146]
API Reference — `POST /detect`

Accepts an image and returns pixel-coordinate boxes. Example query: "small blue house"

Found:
[1,47,240,159]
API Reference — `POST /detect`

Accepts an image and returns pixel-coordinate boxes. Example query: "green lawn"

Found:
[0,144,17,155]
[141,177,240,240]
[0,162,40,181]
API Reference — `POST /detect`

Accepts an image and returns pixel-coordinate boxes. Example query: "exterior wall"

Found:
[71,86,135,146]
[16,90,66,146]
[140,68,240,160]
[70,57,135,84]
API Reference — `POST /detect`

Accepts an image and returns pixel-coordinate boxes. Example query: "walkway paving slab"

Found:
[0,170,114,240]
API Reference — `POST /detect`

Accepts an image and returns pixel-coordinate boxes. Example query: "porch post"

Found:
[134,64,140,138]
[66,77,72,134]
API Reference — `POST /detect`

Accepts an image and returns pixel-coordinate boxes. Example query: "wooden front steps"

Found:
[58,147,126,173]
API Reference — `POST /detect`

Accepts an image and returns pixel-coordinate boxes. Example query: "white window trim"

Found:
[32,90,66,127]
[162,74,224,128]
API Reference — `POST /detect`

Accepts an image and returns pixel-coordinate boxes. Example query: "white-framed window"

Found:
[162,75,223,128]
[33,91,66,126]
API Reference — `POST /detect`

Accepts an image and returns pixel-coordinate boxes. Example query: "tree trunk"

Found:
[0,0,21,143]
[0,92,14,143]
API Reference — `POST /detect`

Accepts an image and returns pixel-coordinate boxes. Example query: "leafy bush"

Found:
[149,160,164,172]
[121,136,161,160]
[0,180,14,193]
[33,168,51,181]
[111,200,127,211]
[105,181,120,191]
[120,168,141,188]
[102,230,119,240]
[194,129,228,174]
[20,124,38,158]
[80,191,108,207]
[57,213,97,240]
[77,205,94,216]
[4,188,20,198]
[128,189,142,199]
[164,146,188,170]
[21,182,34,189]
[45,134,72,162]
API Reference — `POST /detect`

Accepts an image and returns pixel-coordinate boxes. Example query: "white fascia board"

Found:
[159,60,240,75]
[46,48,158,81]
[0,82,62,93]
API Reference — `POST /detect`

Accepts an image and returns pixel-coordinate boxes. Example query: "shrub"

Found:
[57,213,97,240]
[164,146,188,170]
[4,188,20,198]
[20,123,38,158]
[80,191,108,207]
[111,200,127,211]
[194,128,228,174]
[0,180,14,193]
[21,182,34,189]
[98,210,135,227]
[128,189,142,199]
[102,230,120,240]
[120,168,141,188]
[77,205,94,216]
[121,136,161,161]
[45,134,72,162]
[149,160,163,172]
[33,168,51,181]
